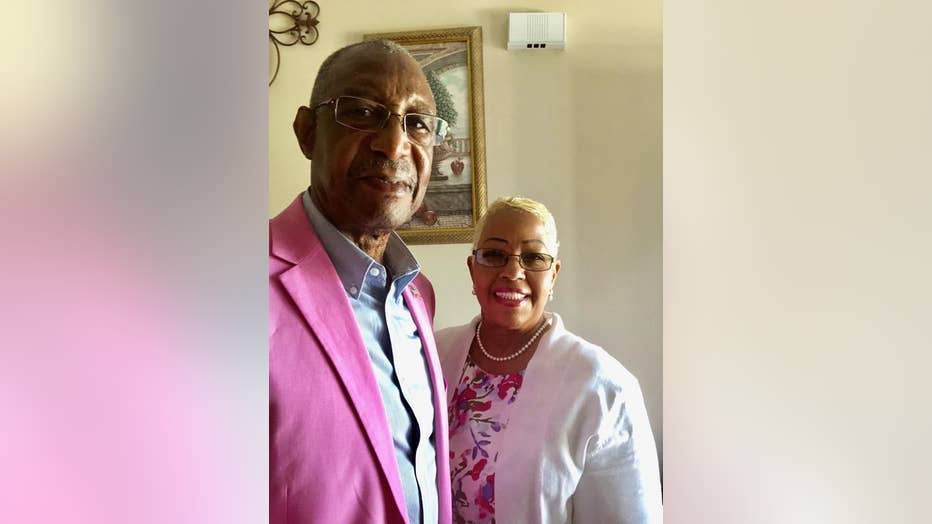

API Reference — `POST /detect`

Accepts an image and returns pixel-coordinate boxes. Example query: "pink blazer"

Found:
[270,195,452,524]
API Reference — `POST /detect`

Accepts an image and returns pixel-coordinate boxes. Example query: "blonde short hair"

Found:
[472,196,560,256]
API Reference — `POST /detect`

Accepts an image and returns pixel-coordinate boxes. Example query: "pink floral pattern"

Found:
[448,356,524,523]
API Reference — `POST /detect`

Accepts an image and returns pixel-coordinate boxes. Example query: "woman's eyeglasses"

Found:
[472,248,555,271]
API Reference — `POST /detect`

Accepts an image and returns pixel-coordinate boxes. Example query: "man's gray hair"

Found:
[309,40,415,107]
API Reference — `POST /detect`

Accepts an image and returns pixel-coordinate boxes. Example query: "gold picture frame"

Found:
[364,26,488,245]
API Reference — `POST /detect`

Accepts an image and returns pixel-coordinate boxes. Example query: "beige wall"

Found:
[269,0,662,457]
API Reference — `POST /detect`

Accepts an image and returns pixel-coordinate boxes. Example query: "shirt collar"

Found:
[302,189,420,298]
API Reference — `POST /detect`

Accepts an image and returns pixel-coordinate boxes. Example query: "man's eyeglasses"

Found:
[313,95,449,148]
[472,248,555,271]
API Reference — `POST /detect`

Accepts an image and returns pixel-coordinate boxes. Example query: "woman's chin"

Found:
[480,309,543,332]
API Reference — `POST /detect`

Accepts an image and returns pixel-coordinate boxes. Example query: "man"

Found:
[269,41,451,524]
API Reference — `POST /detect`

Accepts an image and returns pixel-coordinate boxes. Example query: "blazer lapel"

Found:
[403,285,452,524]
[272,197,408,522]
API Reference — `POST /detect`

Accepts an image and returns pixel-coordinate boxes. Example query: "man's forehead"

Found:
[326,50,434,110]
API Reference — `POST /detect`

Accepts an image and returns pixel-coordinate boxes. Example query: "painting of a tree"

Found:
[426,70,458,128]
[363,26,487,244]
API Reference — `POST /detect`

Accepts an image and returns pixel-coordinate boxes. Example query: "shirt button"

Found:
[349,286,358,294]
[369,267,381,277]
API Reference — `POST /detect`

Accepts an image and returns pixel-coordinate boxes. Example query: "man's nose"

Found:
[370,114,410,160]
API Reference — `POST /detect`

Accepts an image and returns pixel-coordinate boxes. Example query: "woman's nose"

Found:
[499,256,525,279]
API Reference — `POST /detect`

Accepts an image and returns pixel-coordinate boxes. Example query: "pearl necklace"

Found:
[475,318,550,362]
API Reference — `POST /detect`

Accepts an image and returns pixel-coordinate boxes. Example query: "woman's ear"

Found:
[551,259,562,284]
[293,106,316,160]
[467,254,477,281]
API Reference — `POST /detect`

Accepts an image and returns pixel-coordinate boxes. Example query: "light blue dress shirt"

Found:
[303,191,438,524]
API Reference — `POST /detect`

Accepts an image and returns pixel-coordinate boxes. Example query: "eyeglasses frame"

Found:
[471,248,556,271]
[312,95,449,147]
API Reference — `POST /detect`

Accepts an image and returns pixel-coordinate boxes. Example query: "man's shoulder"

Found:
[408,272,436,316]
[269,193,321,264]
[411,272,434,292]
[269,194,309,240]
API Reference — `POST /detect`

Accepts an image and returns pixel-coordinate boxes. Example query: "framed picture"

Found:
[364,26,487,245]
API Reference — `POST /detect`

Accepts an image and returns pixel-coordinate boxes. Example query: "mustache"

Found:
[356,157,414,173]
[349,158,418,192]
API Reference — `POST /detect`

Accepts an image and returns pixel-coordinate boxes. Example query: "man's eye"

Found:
[407,115,432,133]
[348,107,375,118]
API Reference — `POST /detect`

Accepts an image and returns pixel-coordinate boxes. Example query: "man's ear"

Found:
[293,106,316,160]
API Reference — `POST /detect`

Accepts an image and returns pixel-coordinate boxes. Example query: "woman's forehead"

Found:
[485,207,544,229]
[479,211,548,246]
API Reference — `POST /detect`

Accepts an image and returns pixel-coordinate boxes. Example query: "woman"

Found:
[437,197,662,523]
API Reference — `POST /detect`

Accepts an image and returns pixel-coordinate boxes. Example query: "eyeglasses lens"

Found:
[520,253,553,270]
[334,96,446,147]
[475,249,552,270]
[334,97,384,129]
[476,250,506,267]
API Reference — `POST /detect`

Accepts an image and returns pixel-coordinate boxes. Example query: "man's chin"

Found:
[355,207,417,234]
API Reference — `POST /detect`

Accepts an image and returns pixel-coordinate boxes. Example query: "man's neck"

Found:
[343,230,390,264]
[309,189,392,263]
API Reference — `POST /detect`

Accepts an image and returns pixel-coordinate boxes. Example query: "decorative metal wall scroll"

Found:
[269,0,320,85]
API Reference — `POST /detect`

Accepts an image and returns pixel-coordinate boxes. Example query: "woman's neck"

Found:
[470,314,551,374]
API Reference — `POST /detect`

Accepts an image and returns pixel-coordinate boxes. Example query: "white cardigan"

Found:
[436,312,663,524]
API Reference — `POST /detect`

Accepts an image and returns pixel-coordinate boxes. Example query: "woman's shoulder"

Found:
[434,318,478,349]
[543,318,654,450]
[543,315,642,396]
[434,317,480,379]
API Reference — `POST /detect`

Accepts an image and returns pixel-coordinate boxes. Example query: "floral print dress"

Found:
[448,355,525,524]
